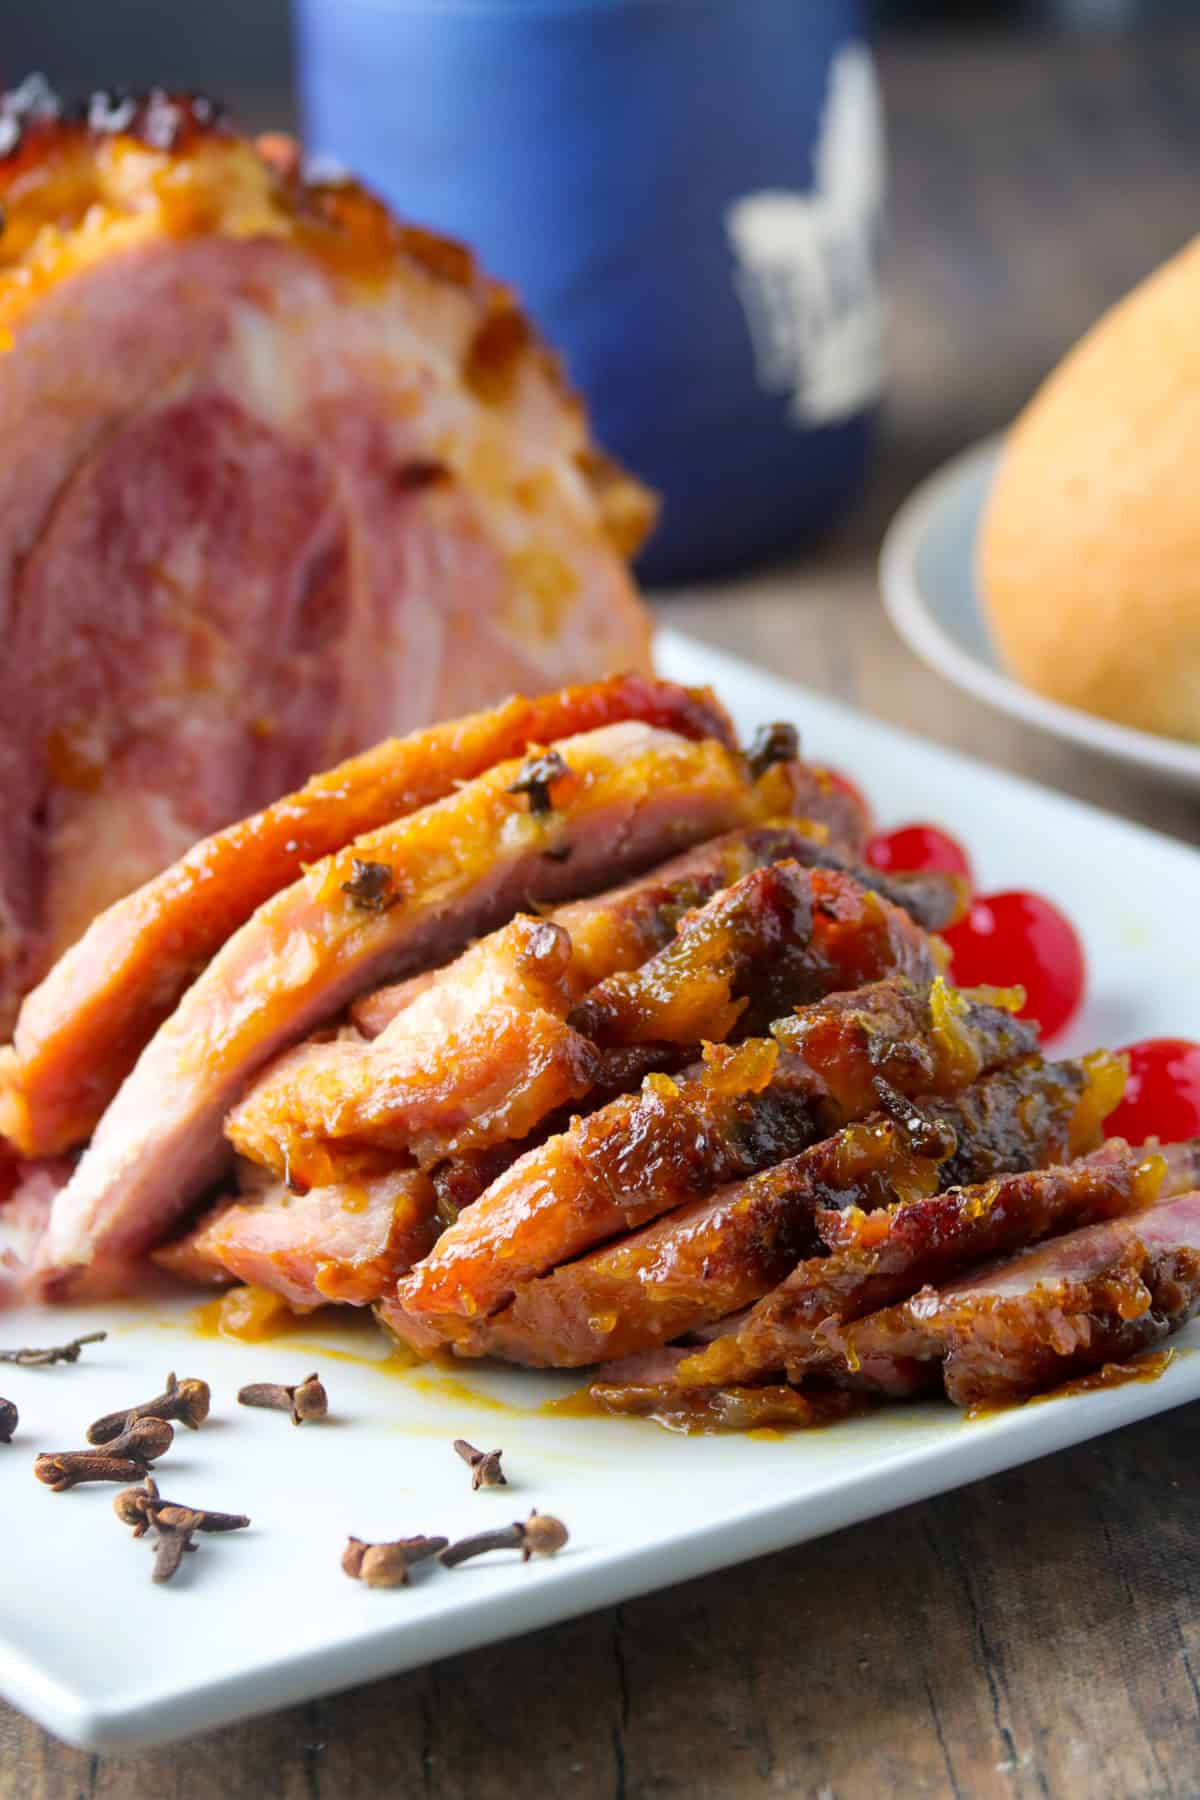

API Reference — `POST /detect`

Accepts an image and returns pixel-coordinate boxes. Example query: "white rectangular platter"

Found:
[2,626,1199,1753]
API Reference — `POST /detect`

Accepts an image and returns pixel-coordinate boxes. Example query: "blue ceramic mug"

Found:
[295,0,885,581]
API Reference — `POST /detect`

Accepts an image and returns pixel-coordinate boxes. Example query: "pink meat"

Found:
[154,1169,438,1310]
[0,93,654,1033]
[34,722,763,1286]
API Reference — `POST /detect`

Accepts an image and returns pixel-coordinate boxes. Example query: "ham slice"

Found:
[349,817,890,1041]
[34,721,765,1287]
[682,1134,1197,1390]
[383,1039,827,1347]
[769,976,1040,1118]
[231,838,956,1192]
[229,1000,599,1189]
[0,82,659,1065]
[385,972,1020,1349]
[433,1057,1115,1368]
[588,1373,857,1434]
[1,674,728,1161]
[828,1186,1200,1405]
[154,1168,437,1310]
[568,863,939,1050]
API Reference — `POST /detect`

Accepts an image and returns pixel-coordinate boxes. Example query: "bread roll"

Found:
[978,235,1200,744]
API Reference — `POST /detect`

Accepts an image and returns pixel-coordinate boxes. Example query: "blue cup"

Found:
[295,0,884,582]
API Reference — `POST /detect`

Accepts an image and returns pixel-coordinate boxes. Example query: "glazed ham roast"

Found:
[1,84,1196,1429]
[3,663,1198,1423]
[0,79,656,1038]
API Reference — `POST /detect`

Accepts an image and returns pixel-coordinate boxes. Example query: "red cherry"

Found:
[865,823,973,886]
[1104,1039,1200,1146]
[942,890,1086,1042]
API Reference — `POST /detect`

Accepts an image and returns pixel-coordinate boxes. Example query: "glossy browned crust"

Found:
[682,1114,1173,1390]
[838,1234,1200,1409]
[432,1057,1108,1370]
[384,1039,835,1342]
[386,978,1027,1348]
[2,675,731,1159]
[770,976,1040,1118]
[569,863,939,1050]
[351,819,894,1041]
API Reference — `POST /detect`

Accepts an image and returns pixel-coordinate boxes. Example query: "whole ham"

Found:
[0,79,655,1034]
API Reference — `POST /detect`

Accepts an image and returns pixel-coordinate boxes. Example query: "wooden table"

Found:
[5,30,1200,1800]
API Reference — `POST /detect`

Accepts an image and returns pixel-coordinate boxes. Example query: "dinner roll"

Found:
[978,235,1200,744]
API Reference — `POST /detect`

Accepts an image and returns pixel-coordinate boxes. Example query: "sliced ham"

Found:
[0,81,666,1105]
[232,840,954,1192]
[385,977,1041,1349]
[828,1187,1200,1405]
[229,1003,598,1188]
[350,818,892,1041]
[769,975,1041,1119]
[416,1056,1113,1368]
[232,824,826,1181]
[226,912,585,1186]
[588,1362,859,1433]
[569,862,939,1050]
[154,1168,437,1310]
[35,721,765,1288]
[682,1134,1198,1390]
[1,674,726,1161]
[383,1039,830,1345]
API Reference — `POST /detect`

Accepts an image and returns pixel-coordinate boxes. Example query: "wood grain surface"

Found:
[4,29,1200,1799]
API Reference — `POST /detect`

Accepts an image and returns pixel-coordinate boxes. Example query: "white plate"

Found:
[879,436,1200,791]
[3,627,1200,1754]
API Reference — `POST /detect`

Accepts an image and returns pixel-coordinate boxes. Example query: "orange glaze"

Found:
[965,1348,1176,1419]
[0,101,472,339]
[192,1286,326,1342]
[540,1384,608,1421]
[587,1380,864,1435]
[191,1286,429,1373]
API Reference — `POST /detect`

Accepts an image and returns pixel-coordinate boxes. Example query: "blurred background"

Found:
[6,0,1200,91]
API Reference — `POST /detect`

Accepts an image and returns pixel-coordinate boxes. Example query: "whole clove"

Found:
[342,1534,448,1589]
[0,1330,107,1367]
[37,1416,174,1487]
[453,1438,506,1490]
[0,1398,16,1443]
[87,1371,210,1444]
[150,1522,197,1585]
[745,721,799,781]
[114,1478,251,1586]
[34,1450,153,1491]
[113,1476,250,1539]
[441,1510,569,1568]
[90,1416,174,1465]
[238,1370,328,1424]
[506,748,570,815]
[341,858,399,913]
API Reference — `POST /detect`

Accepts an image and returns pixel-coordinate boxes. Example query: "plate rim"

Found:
[878,434,1200,785]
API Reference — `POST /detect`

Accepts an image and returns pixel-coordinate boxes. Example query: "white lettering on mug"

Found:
[726,45,886,425]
